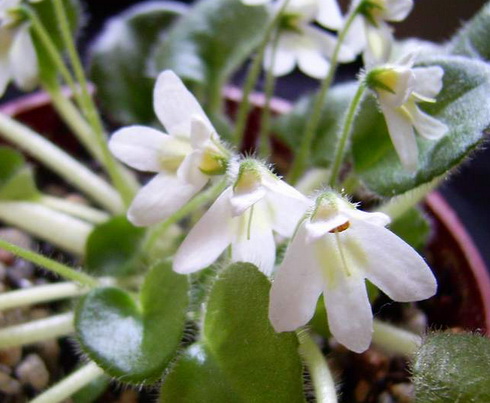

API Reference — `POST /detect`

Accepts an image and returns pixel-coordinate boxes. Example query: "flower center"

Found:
[198,147,228,176]
[358,0,386,26]
[278,13,303,33]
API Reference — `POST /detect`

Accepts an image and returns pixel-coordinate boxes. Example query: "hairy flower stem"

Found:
[372,320,422,356]
[39,195,109,224]
[258,28,280,159]
[297,330,338,403]
[233,2,290,147]
[327,83,366,187]
[51,0,136,206]
[0,237,98,286]
[0,202,92,255]
[31,362,104,403]
[0,112,123,213]
[0,282,88,311]
[0,313,74,349]
[288,9,359,184]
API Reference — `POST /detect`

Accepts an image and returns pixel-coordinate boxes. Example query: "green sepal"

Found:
[412,332,490,402]
[89,2,187,125]
[0,147,39,201]
[352,56,490,196]
[84,216,145,277]
[75,261,189,384]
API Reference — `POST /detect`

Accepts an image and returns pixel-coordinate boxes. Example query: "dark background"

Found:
[9,0,490,270]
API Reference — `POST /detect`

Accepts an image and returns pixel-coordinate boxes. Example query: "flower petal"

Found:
[177,150,209,187]
[109,126,169,172]
[344,209,391,227]
[407,102,448,140]
[343,15,366,56]
[364,22,393,66]
[190,116,213,149]
[232,204,276,275]
[9,25,38,91]
[241,0,270,5]
[347,219,437,302]
[316,0,343,30]
[379,103,418,171]
[384,0,413,22]
[304,213,350,242]
[269,225,323,332]
[153,70,213,138]
[128,172,203,226]
[297,48,330,79]
[264,34,297,77]
[173,188,234,274]
[230,185,267,216]
[412,66,444,100]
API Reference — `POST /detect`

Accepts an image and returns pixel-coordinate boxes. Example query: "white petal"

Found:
[297,48,330,79]
[109,126,169,172]
[376,65,414,108]
[324,271,373,353]
[304,213,350,242]
[173,188,234,274]
[305,25,355,62]
[316,0,344,30]
[230,185,267,216]
[269,225,323,332]
[264,35,297,77]
[128,172,203,226]
[343,15,367,56]
[241,0,270,5]
[347,219,437,302]
[412,66,444,100]
[9,26,38,91]
[232,206,276,275]
[190,116,213,149]
[344,208,391,227]
[379,103,418,171]
[384,0,413,22]
[177,150,209,187]
[153,70,213,138]
[364,22,393,66]
[406,102,448,141]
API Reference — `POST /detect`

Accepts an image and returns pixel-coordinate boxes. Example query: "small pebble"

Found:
[378,391,395,403]
[0,371,22,395]
[15,354,50,390]
[34,340,60,373]
[0,347,22,367]
[390,382,414,402]
[354,379,371,402]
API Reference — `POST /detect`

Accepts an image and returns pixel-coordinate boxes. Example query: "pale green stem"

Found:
[30,362,104,403]
[297,330,338,403]
[372,320,422,356]
[40,196,110,224]
[0,282,88,311]
[144,179,227,254]
[0,112,123,213]
[0,202,92,255]
[0,313,74,349]
[0,237,98,286]
[288,9,359,184]
[258,28,280,159]
[377,175,443,221]
[51,0,135,206]
[327,83,366,188]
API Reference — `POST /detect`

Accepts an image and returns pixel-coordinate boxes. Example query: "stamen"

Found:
[334,230,351,277]
[247,205,255,241]
[328,221,350,233]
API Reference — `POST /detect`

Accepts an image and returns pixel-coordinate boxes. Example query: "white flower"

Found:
[173,159,309,275]
[0,0,39,97]
[109,70,229,226]
[342,0,414,65]
[365,54,448,171]
[269,191,437,353]
[263,0,355,79]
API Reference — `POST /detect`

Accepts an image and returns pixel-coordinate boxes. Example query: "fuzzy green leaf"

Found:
[150,0,269,89]
[449,2,490,61]
[412,332,490,402]
[352,56,490,196]
[84,216,145,277]
[389,208,431,251]
[274,81,357,168]
[0,147,39,201]
[89,2,186,125]
[75,261,189,384]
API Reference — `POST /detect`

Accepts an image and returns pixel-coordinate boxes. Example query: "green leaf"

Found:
[274,81,358,168]
[75,261,189,384]
[89,2,187,125]
[449,2,490,61]
[84,216,145,277]
[389,208,431,251]
[150,0,269,89]
[352,56,490,196]
[412,332,490,402]
[0,147,39,201]
[160,263,306,402]
[72,375,110,403]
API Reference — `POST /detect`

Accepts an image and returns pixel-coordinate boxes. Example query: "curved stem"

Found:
[327,83,366,188]
[287,10,359,184]
[372,320,422,356]
[0,313,74,349]
[0,112,123,213]
[31,362,104,403]
[297,330,338,403]
[0,237,98,286]
[40,195,110,224]
[0,202,92,255]
[0,282,88,311]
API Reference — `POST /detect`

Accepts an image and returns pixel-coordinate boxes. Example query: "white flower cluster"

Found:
[110,70,437,353]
